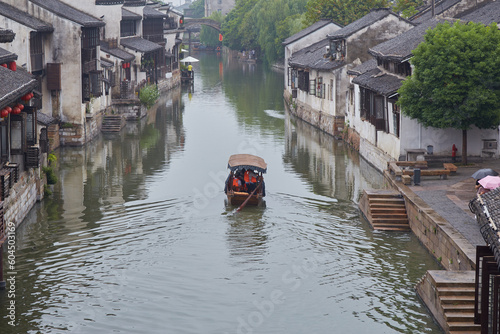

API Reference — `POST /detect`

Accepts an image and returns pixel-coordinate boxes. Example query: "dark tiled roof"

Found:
[470,187,500,269]
[123,0,146,7]
[0,2,54,33]
[352,67,403,96]
[101,41,135,61]
[328,8,410,39]
[457,0,500,24]
[144,5,167,18]
[122,8,142,20]
[288,39,344,70]
[369,17,451,62]
[0,66,37,108]
[120,36,162,53]
[283,19,339,45]
[410,0,461,24]
[0,28,15,43]
[100,58,114,67]
[30,0,105,28]
[347,58,377,76]
[37,110,57,125]
[0,47,17,64]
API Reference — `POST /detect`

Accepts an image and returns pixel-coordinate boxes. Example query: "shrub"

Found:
[42,166,58,185]
[139,84,160,109]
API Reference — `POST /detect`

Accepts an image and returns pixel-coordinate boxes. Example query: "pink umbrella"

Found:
[479,175,500,190]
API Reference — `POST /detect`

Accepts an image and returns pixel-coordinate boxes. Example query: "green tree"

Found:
[304,0,388,26]
[189,0,205,18]
[397,21,500,164]
[221,0,258,51]
[392,0,423,18]
[222,0,306,64]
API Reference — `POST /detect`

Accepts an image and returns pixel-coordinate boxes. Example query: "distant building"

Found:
[205,0,234,17]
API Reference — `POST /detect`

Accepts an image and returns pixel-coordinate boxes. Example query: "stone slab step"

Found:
[442,303,475,312]
[371,214,408,220]
[372,226,411,231]
[448,322,481,332]
[438,287,475,296]
[445,311,475,322]
[440,295,475,303]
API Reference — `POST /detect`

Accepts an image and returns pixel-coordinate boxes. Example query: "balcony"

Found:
[83,59,97,74]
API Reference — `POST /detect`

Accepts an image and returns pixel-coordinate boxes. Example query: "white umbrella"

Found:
[181,48,189,53]
[180,56,199,63]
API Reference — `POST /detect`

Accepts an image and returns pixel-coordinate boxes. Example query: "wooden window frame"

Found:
[10,113,26,156]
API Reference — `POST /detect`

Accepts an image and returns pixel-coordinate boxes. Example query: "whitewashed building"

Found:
[285,8,414,138]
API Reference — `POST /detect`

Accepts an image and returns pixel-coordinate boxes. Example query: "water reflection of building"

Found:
[284,111,384,203]
[54,86,185,233]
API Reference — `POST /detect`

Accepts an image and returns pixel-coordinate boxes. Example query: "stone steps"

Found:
[436,280,480,333]
[101,115,124,133]
[364,192,410,231]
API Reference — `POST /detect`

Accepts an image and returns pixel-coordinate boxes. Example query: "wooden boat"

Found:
[225,154,266,206]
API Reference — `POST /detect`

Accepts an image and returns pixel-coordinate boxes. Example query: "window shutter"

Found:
[46,63,62,91]
[25,107,37,146]
[25,146,40,168]
[10,113,26,155]
[90,71,103,97]
[309,79,316,95]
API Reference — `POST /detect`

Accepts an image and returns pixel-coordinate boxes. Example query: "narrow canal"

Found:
[1,53,442,333]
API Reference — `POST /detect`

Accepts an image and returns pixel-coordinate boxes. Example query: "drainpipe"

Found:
[419,123,422,149]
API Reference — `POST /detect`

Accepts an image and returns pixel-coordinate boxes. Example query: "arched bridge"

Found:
[183,18,221,31]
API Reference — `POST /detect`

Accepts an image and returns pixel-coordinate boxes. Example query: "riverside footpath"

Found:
[386,158,499,265]
[382,157,500,333]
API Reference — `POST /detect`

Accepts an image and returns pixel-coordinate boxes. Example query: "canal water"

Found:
[0,53,443,333]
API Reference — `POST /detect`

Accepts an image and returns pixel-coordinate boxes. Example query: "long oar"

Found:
[236,182,261,212]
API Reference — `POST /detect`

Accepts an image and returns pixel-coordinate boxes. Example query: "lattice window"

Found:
[120,20,136,38]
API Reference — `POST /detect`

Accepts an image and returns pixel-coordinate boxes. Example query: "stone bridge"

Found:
[183,18,221,31]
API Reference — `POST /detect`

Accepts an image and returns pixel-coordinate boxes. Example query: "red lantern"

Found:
[122,63,126,69]
[127,63,130,68]
[9,61,16,71]
[12,107,20,115]
[1,63,6,68]
[1,109,8,118]
[17,104,24,110]
[29,93,33,99]
[5,106,11,113]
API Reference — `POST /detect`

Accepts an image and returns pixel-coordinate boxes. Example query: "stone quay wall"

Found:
[384,171,476,271]
[5,169,43,228]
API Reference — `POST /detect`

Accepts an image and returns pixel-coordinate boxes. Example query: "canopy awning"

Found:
[228,154,267,173]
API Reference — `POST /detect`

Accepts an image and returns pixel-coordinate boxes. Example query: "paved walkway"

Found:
[406,158,500,248]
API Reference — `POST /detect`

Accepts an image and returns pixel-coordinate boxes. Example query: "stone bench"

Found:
[388,162,403,181]
[402,174,412,185]
[396,161,428,169]
[443,163,458,174]
[402,169,451,179]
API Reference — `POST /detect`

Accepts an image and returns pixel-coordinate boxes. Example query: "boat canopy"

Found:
[227,154,267,173]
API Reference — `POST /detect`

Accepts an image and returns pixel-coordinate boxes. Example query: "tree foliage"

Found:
[398,21,500,163]
[221,0,306,64]
[392,0,424,18]
[304,0,388,26]
[189,0,205,18]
